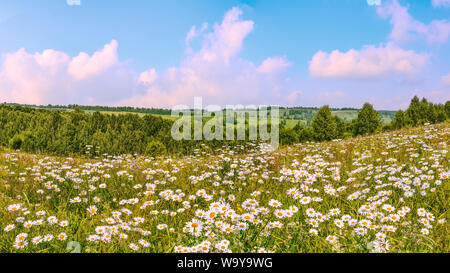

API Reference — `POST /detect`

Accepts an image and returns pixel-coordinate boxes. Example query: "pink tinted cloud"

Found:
[139,68,157,85]
[120,7,292,108]
[377,0,450,44]
[257,57,291,74]
[68,40,119,80]
[0,40,136,105]
[309,43,428,78]
[0,7,292,108]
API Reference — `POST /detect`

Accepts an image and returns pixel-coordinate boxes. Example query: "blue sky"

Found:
[0,0,449,109]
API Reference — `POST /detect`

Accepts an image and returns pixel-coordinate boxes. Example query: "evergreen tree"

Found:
[406,96,421,125]
[418,98,430,124]
[333,115,345,139]
[311,105,337,141]
[445,101,450,119]
[435,104,447,122]
[392,110,409,129]
[354,103,381,135]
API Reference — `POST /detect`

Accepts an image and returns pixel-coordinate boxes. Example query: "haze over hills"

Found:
[1,102,396,127]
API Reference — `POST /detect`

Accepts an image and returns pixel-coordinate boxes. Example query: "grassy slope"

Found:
[0,122,447,253]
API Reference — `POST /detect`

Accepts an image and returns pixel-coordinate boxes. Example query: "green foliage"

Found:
[145,140,167,157]
[21,131,38,152]
[283,97,447,145]
[0,96,447,155]
[0,105,175,156]
[2,102,172,116]
[9,134,23,150]
[279,127,298,145]
[1,122,448,253]
[392,110,409,129]
[354,103,381,136]
[406,96,421,126]
[446,101,450,118]
[333,115,345,139]
[311,105,338,141]
[293,124,314,142]
[8,132,37,152]
[388,97,449,132]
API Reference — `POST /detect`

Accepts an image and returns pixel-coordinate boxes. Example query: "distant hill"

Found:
[280,107,395,127]
[1,102,396,127]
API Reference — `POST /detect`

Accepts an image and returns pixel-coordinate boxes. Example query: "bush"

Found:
[298,126,315,142]
[145,140,166,157]
[381,124,392,132]
[9,134,23,150]
[8,132,37,152]
[21,132,38,152]
[280,127,298,145]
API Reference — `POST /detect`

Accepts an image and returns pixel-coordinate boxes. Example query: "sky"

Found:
[0,0,449,110]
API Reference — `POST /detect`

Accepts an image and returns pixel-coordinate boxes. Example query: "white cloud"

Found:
[0,40,137,105]
[257,57,291,74]
[139,68,157,85]
[199,7,254,64]
[120,7,292,107]
[377,0,450,44]
[432,0,450,7]
[68,40,119,80]
[309,43,428,78]
[0,8,292,108]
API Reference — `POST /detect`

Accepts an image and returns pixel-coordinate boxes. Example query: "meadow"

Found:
[0,122,448,253]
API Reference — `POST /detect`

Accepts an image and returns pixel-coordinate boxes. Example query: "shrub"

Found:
[280,127,298,145]
[9,134,23,150]
[145,140,167,157]
[21,132,38,152]
[9,132,37,152]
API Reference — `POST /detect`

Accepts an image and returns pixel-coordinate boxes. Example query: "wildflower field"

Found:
[0,122,448,253]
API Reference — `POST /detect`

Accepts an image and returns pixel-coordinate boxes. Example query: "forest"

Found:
[0,96,448,156]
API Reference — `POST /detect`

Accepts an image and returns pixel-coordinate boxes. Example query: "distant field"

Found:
[45,108,179,121]
[28,105,396,128]
[280,108,395,128]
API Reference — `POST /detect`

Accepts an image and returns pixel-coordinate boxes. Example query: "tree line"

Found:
[279,96,450,145]
[0,105,246,157]
[1,103,172,116]
[0,96,448,156]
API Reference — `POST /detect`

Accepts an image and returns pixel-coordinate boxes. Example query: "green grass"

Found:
[0,122,448,253]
